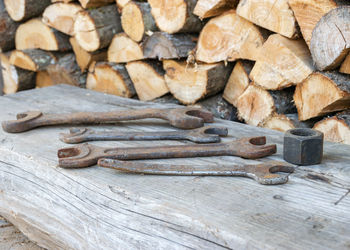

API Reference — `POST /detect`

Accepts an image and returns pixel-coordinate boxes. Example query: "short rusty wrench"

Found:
[58,136,277,168]
[2,107,214,133]
[98,159,294,185]
[60,126,228,144]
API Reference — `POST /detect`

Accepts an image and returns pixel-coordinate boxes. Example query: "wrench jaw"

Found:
[2,111,43,133]
[250,162,295,185]
[58,143,101,168]
[166,108,214,129]
[230,137,277,159]
[186,126,228,143]
[60,128,89,144]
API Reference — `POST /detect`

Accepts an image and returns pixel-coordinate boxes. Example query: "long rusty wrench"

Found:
[98,159,294,185]
[58,136,277,168]
[2,107,214,133]
[60,126,228,144]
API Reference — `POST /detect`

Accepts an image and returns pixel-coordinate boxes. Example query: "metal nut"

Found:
[283,128,324,166]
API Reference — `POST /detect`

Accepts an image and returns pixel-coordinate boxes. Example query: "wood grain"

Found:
[0,85,349,249]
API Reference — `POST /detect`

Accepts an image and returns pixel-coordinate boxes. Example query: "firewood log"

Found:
[107,33,143,63]
[36,71,55,88]
[126,60,168,101]
[310,6,350,71]
[236,0,297,38]
[70,37,107,72]
[9,49,56,72]
[143,32,196,60]
[1,53,35,94]
[340,54,350,74]
[4,0,51,22]
[313,110,350,144]
[223,60,253,107]
[237,85,296,126]
[148,0,203,34]
[52,0,74,2]
[46,53,87,87]
[0,0,19,52]
[42,3,83,36]
[193,0,239,19]
[195,10,265,63]
[249,34,314,90]
[261,113,317,132]
[288,0,337,46]
[121,2,158,42]
[294,71,350,121]
[116,0,130,8]
[16,18,71,51]
[74,5,122,52]
[163,60,233,105]
[78,0,115,8]
[86,62,136,97]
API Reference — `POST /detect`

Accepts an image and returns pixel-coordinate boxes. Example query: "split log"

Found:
[86,62,136,97]
[340,54,350,74]
[163,60,233,105]
[16,18,71,51]
[1,53,35,94]
[237,85,296,126]
[116,0,131,8]
[121,2,158,42]
[0,0,19,52]
[193,0,239,19]
[108,33,143,63]
[126,60,168,101]
[313,110,350,145]
[70,37,107,72]
[74,5,122,52]
[148,0,203,34]
[36,71,55,88]
[143,32,196,60]
[195,10,265,63]
[223,60,254,107]
[288,0,337,46]
[4,0,51,22]
[249,34,314,90]
[294,71,350,121]
[42,3,83,36]
[78,0,115,8]
[236,0,297,38]
[46,53,87,87]
[310,6,350,71]
[9,49,56,72]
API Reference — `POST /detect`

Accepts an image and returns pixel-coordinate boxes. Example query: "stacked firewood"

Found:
[0,0,349,145]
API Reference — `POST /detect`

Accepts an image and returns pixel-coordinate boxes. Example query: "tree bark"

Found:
[294,71,350,120]
[4,0,51,22]
[193,0,239,19]
[86,62,136,97]
[126,60,169,101]
[196,10,265,63]
[74,5,122,52]
[108,33,144,63]
[0,0,19,52]
[310,6,350,70]
[10,49,56,72]
[163,60,233,104]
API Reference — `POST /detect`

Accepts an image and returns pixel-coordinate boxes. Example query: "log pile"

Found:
[0,0,349,145]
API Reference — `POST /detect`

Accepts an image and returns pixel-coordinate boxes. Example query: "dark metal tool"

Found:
[58,136,277,168]
[98,159,294,185]
[60,126,228,144]
[2,107,214,133]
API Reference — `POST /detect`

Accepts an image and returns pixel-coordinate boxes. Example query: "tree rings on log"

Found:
[193,0,239,19]
[10,49,56,72]
[108,33,144,63]
[87,62,136,97]
[4,0,51,22]
[196,10,265,63]
[163,60,233,104]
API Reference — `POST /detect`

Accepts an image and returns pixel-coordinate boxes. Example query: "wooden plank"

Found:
[0,85,349,249]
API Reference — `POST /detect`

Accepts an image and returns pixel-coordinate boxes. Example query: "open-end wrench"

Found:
[2,107,214,133]
[58,136,277,168]
[60,126,228,144]
[98,159,294,185]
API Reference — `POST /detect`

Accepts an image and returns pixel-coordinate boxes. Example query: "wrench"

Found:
[2,107,214,133]
[58,136,277,168]
[60,126,228,144]
[98,159,294,185]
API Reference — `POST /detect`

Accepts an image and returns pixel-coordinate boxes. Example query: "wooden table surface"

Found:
[0,85,349,250]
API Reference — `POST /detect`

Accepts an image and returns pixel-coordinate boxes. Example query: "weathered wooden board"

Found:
[0,85,349,249]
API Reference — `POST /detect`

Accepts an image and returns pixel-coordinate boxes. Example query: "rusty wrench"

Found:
[2,107,214,133]
[98,159,294,185]
[60,126,228,144]
[58,136,277,168]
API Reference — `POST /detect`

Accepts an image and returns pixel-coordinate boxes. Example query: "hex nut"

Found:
[283,128,324,166]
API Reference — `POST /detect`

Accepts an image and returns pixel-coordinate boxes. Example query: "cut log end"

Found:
[74,13,100,52]
[5,0,51,22]
[193,0,239,19]
[78,0,115,8]
[261,114,295,132]
[9,49,55,72]
[122,3,145,42]
[108,33,143,63]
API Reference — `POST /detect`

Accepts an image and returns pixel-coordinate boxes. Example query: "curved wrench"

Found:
[98,160,294,185]
[60,126,228,144]
[58,136,277,168]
